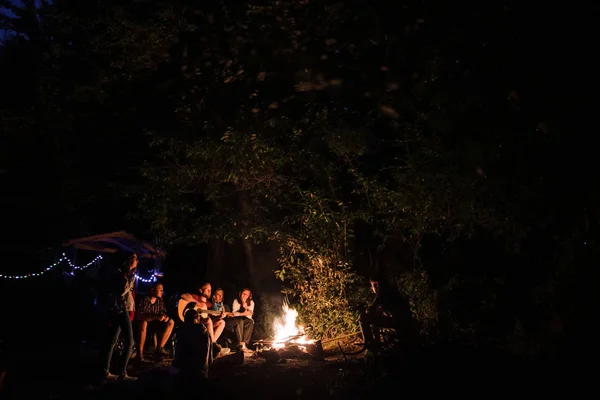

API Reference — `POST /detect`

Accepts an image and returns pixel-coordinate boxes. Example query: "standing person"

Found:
[231,288,255,352]
[137,282,174,360]
[98,251,138,381]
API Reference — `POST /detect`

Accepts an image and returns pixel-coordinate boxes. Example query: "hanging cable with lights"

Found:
[0,253,159,281]
[136,272,158,283]
[0,253,103,279]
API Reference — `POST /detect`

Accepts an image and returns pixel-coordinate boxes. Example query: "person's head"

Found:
[213,288,224,304]
[238,288,252,306]
[198,282,212,300]
[116,251,138,272]
[184,309,200,324]
[150,282,164,298]
[369,277,380,294]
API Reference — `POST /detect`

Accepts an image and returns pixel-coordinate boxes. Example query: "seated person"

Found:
[359,274,413,351]
[137,282,175,360]
[180,282,226,345]
[211,288,236,346]
[231,288,255,352]
[172,309,212,388]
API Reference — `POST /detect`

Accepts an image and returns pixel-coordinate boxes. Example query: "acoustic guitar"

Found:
[177,298,232,322]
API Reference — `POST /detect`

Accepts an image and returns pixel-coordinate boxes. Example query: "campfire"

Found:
[255,302,323,361]
[272,303,314,349]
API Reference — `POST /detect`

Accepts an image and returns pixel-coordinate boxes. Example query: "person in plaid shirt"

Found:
[137,282,174,360]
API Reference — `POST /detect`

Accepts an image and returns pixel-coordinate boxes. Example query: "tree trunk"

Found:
[237,191,260,295]
[242,239,260,293]
[209,238,225,283]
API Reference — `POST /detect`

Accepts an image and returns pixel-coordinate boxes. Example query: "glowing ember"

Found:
[272,303,314,349]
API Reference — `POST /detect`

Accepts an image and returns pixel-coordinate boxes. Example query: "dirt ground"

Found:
[4,338,588,399]
[2,339,374,400]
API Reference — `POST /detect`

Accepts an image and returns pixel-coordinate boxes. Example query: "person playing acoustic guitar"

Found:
[180,282,226,345]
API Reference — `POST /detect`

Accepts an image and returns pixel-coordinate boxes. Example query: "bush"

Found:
[395,269,438,336]
[276,239,370,339]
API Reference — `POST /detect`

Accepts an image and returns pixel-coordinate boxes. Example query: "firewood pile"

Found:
[253,338,324,363]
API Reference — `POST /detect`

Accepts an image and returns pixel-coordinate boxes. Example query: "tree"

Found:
[3,0,589,351]
[131,0,519,338]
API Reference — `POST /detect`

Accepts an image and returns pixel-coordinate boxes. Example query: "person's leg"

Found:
[225,318,238,333]
[204,318,216,342]
[117,312,135,378]
[359,313,375,345]
[159,319,175,349]
[241,318,254,344]
[360,313,396,352]
[138,320,149,359]
[234,317,245,347]
[104,315,121,376]
[224,318,239,347]
[213,319,225,342]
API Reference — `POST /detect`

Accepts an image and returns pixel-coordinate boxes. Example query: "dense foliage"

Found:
[1,1,596,353]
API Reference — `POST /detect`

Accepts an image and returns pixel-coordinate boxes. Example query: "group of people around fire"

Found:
[96,250,410,385]
[98,251,256,383]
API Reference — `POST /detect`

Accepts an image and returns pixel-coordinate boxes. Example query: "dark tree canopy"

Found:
[0,0,596,354]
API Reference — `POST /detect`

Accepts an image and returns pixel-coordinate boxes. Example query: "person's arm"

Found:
[246,300,255,317]
[224,304,234,317]
[180,293,197,303]
[231,299,241,316]
[156,298,170,321]
[100,272,126,310]
[233,300,253,318]
[366,294,381,314]
[106,272,125,296]
[158,298,168,317]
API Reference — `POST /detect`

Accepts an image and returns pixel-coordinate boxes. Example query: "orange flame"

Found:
[272,303,314,349]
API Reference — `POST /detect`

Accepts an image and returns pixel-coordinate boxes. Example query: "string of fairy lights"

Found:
[0,253,158,282]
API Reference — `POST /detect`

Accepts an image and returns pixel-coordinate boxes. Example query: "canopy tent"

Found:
[61,231,166,322]
[61,231,166,260]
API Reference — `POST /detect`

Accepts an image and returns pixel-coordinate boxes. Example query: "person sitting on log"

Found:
[231,288,255,353]
[172,309,213,394]
[180,282,228,356]
[137,282,174,360]
[211,288,236,349]
[359,273,414,352]
[180,282,225,343]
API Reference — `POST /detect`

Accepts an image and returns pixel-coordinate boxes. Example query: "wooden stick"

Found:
[253,333,306,344]
[255,332,360,345]
[320,332,360,344]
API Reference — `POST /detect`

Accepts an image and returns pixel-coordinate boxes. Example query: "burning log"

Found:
[258,340,324,363]
[253,333,306,346]
[260,301,323,362]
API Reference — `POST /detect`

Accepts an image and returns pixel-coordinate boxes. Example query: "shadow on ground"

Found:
[1,340,592,400]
